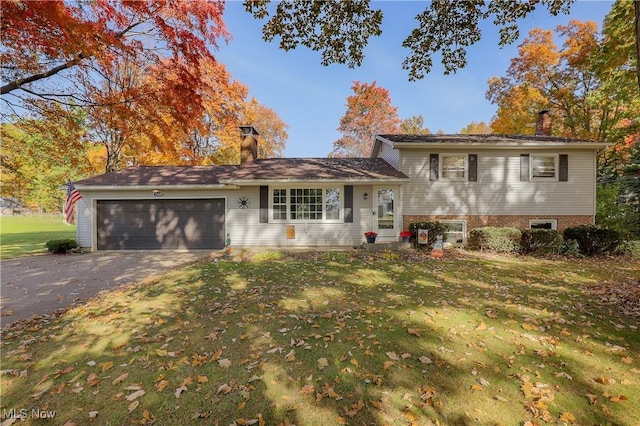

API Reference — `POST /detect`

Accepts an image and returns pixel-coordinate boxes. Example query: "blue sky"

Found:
[215,1,614,158]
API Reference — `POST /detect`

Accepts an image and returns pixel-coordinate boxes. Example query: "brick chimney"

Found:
[535,110,552,136]
[239,125,259,166]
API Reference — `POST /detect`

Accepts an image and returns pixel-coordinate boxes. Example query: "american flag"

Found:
[64,182,82,224]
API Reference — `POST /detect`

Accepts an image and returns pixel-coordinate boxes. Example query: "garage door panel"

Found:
[97,199,225,250]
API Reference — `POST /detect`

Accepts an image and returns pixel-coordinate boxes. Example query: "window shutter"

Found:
[344,185,353,223]
[259,186,268,223]
[468,154,478,181]
[430,154,439,181]
[559,154,568,181]
[520,154,530,181]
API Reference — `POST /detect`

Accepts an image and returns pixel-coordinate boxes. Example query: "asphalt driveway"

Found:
[0,251,211,327]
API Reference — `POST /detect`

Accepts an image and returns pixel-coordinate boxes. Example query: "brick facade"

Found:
[402,215,594,233]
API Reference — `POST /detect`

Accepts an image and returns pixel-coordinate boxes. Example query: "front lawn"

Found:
[1,250,638,425]
[0,215,76,259]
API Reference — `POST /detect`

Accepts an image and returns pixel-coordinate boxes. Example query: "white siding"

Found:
[376,141,400,169]
[76,185,376,250]
[400,149,596,216]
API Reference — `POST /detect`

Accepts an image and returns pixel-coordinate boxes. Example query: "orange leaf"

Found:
[383,361,395,370]
[407,328,421,337]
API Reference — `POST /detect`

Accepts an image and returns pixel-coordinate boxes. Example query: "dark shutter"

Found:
[468,154,478,181]
[344,185,353,223]
[259,185,268,223]
[430,154,439,181]
[559,154,568,181]
[520,154,530,181]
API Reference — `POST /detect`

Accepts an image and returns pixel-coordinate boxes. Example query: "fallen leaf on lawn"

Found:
[493,395,508,402]
[471,383,484,391]
[112,373,129,385]
[403,410,418,422]
[217,383,232,394]
[317,358,329,370]
[301,384,315,395]
[174,386,187,398]
[284,350,295,362]
[125,390,145,401]
[88,411,98,418]
[336,416,348,425]
[383,361,395,370]
[156,380,169,392]
[418,356,433,364]
[350,359,359,367]
[610,395,628,402]
[155,349,167,357]
[128,400,139,414]
[1,418,18,426]
[99,362,113,372]
[475,321,487,331]
[559,412,575,423]
[586,393,598,405]
[197,375,208,383]
[555,372,573,381]
[386,352,399,361]
[594,377,616,385]
[621,357,633,364]
[19,353,33,362]
[407,328,421,337]
[218,359,232,368]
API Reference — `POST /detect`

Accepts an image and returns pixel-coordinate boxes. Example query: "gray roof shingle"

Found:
[74,158,408,187]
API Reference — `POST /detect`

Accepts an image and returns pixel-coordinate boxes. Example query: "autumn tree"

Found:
[244,0,640,88]
[330,81,401,157]
[400,115,431,135]
[1,1,239,162]
[200,97,289,165]
[461,121,492,134]
[1,108,96,212]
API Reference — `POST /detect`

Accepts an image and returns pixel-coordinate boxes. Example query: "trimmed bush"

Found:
[563,225,624,256]
[45,239,78,254]
[521,229,564,255]
[408,221,446,249]
[468,227,522,253]
[561,239,581,257]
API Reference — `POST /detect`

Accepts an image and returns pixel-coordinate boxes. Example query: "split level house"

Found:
[71,114,608,251]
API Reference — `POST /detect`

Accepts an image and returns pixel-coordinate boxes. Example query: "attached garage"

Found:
[96,199,225,250]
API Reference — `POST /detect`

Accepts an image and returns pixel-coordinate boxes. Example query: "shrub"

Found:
[408,221,446,249]
[520,229,564,255]
[468,227,522,253]
[563,225,624,256]
[561,239,581,257]
[45,239,78,254]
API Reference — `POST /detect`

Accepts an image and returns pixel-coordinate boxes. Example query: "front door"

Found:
[373,187,397,239]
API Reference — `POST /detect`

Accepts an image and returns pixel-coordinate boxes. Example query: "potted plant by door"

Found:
[364,231,377,243]
[400,231,412,243]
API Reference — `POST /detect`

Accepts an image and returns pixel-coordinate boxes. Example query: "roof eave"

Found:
[392,142,611,150]
[220,178,410,185]
[70,184,241,191]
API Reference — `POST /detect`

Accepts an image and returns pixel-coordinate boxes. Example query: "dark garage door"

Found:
[97,199,225,250]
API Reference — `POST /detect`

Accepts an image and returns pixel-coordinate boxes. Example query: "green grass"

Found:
[1,250,639,425]
[0,215,76,259]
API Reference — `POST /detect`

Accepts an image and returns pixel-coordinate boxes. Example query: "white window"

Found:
[440,154,467,180]
[271,187,341,222]
[531,154,557,179]
[441,220,466,245]
[325,188,341,220]
[529,219,557,230]
[272,189,287,220]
